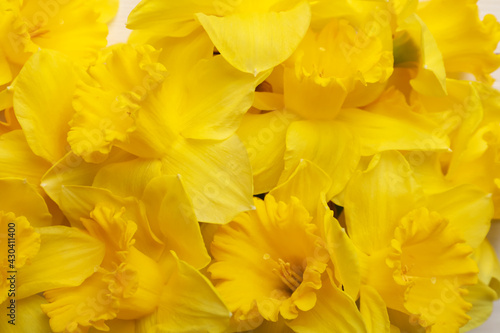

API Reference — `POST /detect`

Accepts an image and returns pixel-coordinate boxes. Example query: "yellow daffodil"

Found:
[344,151,494,332]
[127,0,311,74]
[409,79,500,218]
[417,0,500,83]
[0,0,114,119]
[234,1,452,197]
[59,42,269,223]
[208,160,368,332]
[0,178,105,333]
[41,178,230,333]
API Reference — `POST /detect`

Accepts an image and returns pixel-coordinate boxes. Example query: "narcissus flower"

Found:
[344,151,494,332]
[0,0,115,119]
[0,178,105,333]
[41,178,230,333]
[127,0,311,74]
[208,160,369,332]
[62,42,268,223]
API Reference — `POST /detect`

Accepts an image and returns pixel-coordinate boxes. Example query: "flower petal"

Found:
[0,178,52,227]
[323,211,361,301]
[196,1,311,74]
[93,158,162,199]
[13,50,80,163]
[141,175,211,269]
[156,251,231,333]
[460,281,497,332]
[360,285,391,333]
[337,89,449,156]
[270,159,331,215]
[88,319,135,333]
[344,151,421,254]
[418,0,500,82]
[472,240,500,296]
[69,44,169,163]
[237,110,298,194]
[161,135,253,223]
[283,120,360,199]
[127,0,216,37]
[42,272,119,333]
[41,148,134,209]
[18,226,105,299]
[59,185,164,260]
[178,56,270,140]
[0,295,51,333]
[426,185,493,248]
[0,130,50,186]
[286,276,367,333]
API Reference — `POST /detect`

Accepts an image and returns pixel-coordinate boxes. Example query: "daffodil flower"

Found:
[0,178,105,333]
[127,0,311,74]
[410,79,500,218]
[57,42,269,223]
[344,151,494,332]
[417,0,500,84]
[208,160,369,332]
[40,177,231,333]
[0,0,114,119]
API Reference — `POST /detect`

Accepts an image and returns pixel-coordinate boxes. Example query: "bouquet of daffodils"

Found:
[1,0,500,332]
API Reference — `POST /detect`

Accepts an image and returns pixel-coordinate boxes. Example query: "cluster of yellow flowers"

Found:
[1,0,500,332]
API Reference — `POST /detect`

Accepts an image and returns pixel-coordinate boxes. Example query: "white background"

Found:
[107,0,500,331]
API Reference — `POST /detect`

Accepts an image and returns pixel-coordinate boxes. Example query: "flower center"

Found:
[264,254,303,293]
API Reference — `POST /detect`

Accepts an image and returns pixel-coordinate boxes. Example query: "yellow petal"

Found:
[196,1,311,74]
[95,0,119,23]
[323,210,361,301]
[141,175,211,269]
[1,212,40,303]
[18,225,105,299]
[287,276,367,333]
[59,185,164,260]
[472,240,500,296]
[161,135,253,223]
[337,89,449,156]
[389,208,478,331]
[42,272,119,333]
[178,55,270,140]
[344,151,421,254]
[0,295,51,333]
[127,0,216,37]
[283,65,348,120]
[282,120,361,199]
[399,14,447,96]
[237,110,298,194]
[0,91,14,117]
[41,148,135,209]
[426,185,493,248]
[156,251,231,333]
[13,50,80,163]
[270,159,331,215]
[89,319,135,333]
[93,158,162,199]
[209,195,328,324]
[460,281,497,332]
[418,0,500,82]
[69,44,169,163]
[0,178,51,227]
[0,130,50,186]
[252,318,295,332]
[20,0,108,62]
[360,285,391,333]
[132,27,213,80]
